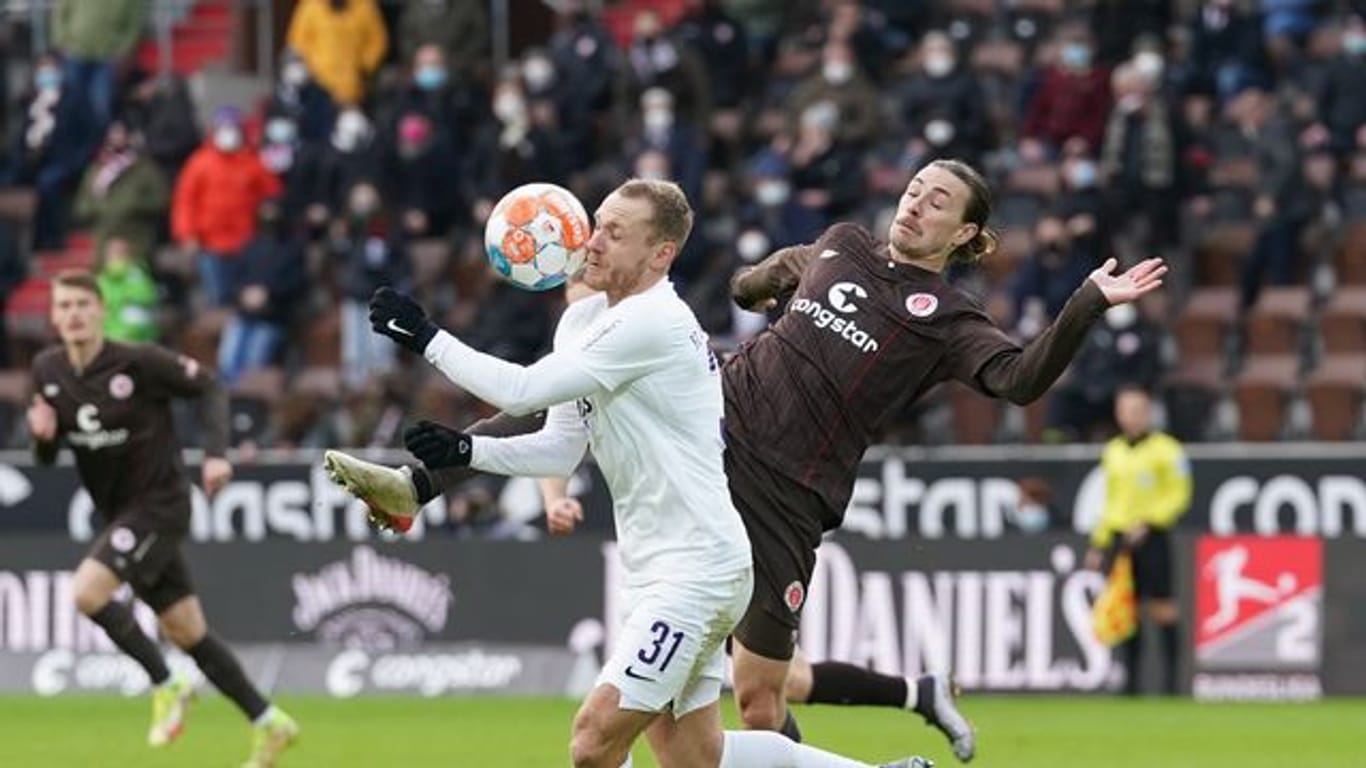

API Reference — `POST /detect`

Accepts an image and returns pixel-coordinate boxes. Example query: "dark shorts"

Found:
[1131,528,1174,600]
[725,444,826,662]
[87,519,194,614]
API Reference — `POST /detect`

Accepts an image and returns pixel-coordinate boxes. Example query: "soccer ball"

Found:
[483,183,591,291]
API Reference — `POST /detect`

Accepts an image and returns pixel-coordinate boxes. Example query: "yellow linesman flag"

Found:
[1093,552,1138,647]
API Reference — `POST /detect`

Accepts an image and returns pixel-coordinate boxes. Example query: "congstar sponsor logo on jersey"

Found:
[788,282,880,353]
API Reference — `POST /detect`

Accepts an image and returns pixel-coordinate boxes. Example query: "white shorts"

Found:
[596,566,753,718]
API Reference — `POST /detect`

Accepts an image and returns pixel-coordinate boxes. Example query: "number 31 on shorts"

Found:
[625,621,685,680]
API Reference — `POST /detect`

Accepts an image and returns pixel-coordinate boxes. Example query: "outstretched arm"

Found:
[368,287,601,415]
[967,258,1166,404]
[730,244,816,311]
[423,331,601,416]
[405,402,588,478]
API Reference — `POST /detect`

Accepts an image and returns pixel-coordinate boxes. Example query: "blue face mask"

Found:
[1060,43,1092,69]
[1069,161,1097,188]
[415,66,447,91]
[1345,32,1366,57]
[265,119,297,145]
[35,67,61,91]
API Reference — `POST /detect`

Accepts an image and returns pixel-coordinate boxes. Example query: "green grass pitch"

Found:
[0,695,1360,767]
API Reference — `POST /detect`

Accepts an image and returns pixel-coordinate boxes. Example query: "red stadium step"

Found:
[5,278,51,317]
[134,0,235,76]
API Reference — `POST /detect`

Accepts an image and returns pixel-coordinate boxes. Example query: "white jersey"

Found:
[425,279,751,588]
[553,281,750,585]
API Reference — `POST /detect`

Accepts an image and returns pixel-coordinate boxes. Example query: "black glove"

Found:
[404,420,473,468]
[369,286,438,354]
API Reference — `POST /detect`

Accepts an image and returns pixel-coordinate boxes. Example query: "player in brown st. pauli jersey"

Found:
[28,271,298,766]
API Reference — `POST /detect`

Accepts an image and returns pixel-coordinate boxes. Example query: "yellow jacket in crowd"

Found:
[1091,432,1192,549]
[286,0,388,106]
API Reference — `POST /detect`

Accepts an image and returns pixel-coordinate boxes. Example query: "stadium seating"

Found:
[1318,287,1366,354]
[1244,286,1311,357]
[1233,355,1301,441]
[1305,354,1366,441]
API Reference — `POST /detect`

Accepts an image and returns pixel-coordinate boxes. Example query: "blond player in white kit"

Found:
[333,179,930,768]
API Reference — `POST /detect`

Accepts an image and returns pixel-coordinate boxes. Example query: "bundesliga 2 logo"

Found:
[1194,536,1323,671]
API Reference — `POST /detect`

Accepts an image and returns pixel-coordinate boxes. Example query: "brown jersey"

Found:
[31,341,229,531]
[724,222,1107,528]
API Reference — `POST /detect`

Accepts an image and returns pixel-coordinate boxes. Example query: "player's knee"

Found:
[72,585,108,616]
[569,728,613,768]
[569,715,617,768]
[735,682,785,731]
[160,620,201,649]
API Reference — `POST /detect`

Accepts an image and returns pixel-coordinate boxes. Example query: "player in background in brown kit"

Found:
[28,270,298,767]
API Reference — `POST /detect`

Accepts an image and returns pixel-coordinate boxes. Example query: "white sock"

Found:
[252,705,277,727]
[619,757,633,768]
[719,730,875,768]
[903,677,918,710]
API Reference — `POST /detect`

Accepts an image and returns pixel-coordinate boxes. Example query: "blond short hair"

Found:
[616,178,694,250]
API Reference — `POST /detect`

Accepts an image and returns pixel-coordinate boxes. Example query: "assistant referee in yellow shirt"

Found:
[1084,386,1192,695]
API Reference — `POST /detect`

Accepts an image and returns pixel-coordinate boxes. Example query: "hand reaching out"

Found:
[1087,257,1167,306]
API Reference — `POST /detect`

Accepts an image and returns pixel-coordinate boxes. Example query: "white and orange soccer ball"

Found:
[483,183,590,291]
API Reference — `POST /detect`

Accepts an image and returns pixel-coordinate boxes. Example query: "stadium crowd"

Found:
[1,0,1365,470]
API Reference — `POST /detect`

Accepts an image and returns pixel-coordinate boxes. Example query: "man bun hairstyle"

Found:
[930,158,999,264]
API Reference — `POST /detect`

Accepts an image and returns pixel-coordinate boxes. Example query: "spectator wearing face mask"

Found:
[258,114,322,226]
[1101,62,1179,251]
[786,38,880,147]
[396,0,488,83]
[1186,0,1268,102]
[1012,215,1094,339]
[50,0,147,130]
[331,182,408,388]
[466,76,566,226]
[895,30,993,165]
[547,3,619,170]
[618,9,712,132]
[309,108,381,233]
[377,44,476,160]
[286,0,388,107]
[1056,154,1111,267]
[1,52,97,250]
[1044,302,1163,442]
[171,107,282,307]
[1021,26,1112,157]
[96,235,161,343]
[624,88,705,205]
[217,199,308,386]
[266,49,337,146]
[788,102,863,226]
[1312,15,1366,158]
[74,121,169,261]
[741,149,822,250]
[389,113,461,238]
